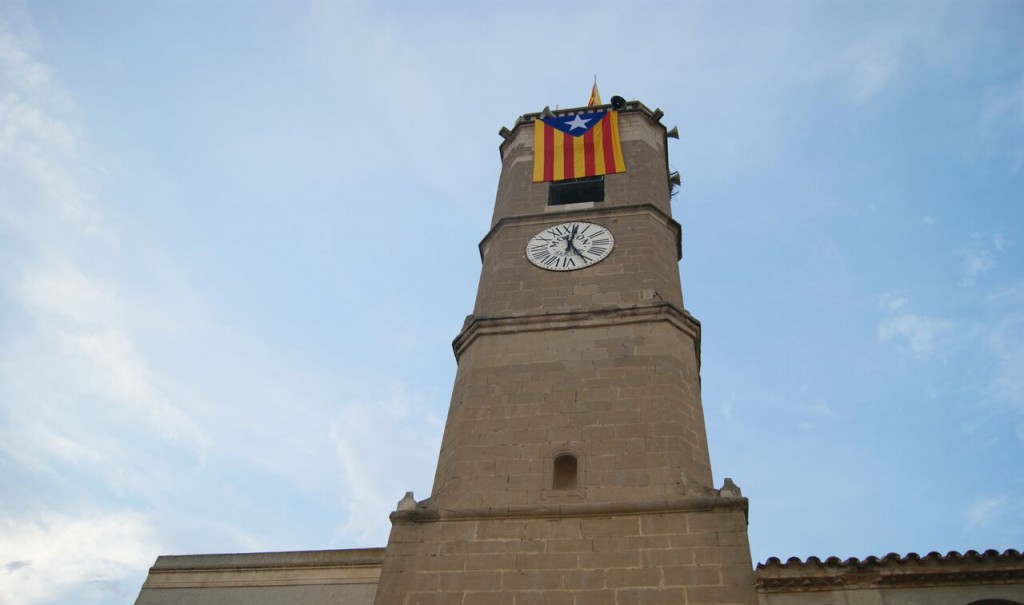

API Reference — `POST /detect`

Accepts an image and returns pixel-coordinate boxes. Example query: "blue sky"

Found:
[1,1,1022,603]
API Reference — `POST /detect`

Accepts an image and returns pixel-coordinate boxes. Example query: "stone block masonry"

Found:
[374,499,757,605]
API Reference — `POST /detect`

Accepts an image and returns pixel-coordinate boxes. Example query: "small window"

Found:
[548,176,604,206]
[553,454,578,490]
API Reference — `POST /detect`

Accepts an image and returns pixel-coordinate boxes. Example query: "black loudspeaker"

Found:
[610,95,626,110]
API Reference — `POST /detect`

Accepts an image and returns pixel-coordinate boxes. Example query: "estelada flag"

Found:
[588,82,601,107]
[533,109,626,183]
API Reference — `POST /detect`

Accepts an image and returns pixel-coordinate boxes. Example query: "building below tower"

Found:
[135,546,1024,605]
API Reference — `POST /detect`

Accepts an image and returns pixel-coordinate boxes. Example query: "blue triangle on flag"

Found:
[541,110,607,137]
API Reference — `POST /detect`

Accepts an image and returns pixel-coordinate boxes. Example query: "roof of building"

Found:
[759,549,1023,569]
[755,549,1024,592]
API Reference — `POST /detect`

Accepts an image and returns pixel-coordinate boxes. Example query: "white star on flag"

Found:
[564,115,591,130]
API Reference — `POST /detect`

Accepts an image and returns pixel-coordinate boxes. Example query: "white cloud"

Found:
[803,13,936,105]
[16,264,115,325]
[877,313,953,360]
[878,293,909,312]
[809,6,982,108]
[0,511,155,605]
[957,244,994,286]
[965,496,1007,531]
[987,283,1024,305]
[0,8,203,517]
[329,387,442,546]
[844,34,902,103]
[802,402,838,418]
[986,313,1024,411]
[980,76,1024,173]
[0,9,104,238]
[14,264,206,446]
[0,18,222,586]
[720,398,734,421]
[957,233,1007,287]
[34,428,104,466]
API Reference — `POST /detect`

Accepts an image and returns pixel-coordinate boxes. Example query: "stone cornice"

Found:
[149,548,385,571]
[390,494,748,526]
[452,301,700,363]
[142,548,386,589]
[478,202,682,262]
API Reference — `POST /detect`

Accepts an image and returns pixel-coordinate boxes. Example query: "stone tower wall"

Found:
[430,310,711,509]
[473,208,684,317]
[376,506,756,605]
[373,102,758,605]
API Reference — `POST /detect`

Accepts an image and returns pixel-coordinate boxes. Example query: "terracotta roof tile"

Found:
[755,549,1024,593]
[758,548,1023,570]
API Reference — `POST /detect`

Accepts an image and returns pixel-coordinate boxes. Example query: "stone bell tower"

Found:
[373,100,758,605]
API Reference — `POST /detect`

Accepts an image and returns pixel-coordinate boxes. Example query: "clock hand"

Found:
[566,225,580,254]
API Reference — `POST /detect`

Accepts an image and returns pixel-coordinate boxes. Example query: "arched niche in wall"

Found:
[552,453,578,490]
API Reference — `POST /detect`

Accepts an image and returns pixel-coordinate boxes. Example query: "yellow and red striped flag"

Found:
[533,109,625,183]
[588,82,602,107]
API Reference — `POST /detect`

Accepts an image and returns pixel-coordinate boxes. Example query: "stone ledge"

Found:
[390,494,748,526]
[141,548,385,589]
[452,301,700,362]
[149,548,385,571]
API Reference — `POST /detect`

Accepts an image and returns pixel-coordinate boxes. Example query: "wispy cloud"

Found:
[15,263,206,446]
[843,33,903,104]
[877,313,953,360]
[877,294,954,360]
[802,402,839,418]
[329,387,442,546]
[965,496,1007,532]
[986,313,1024,411]
[957,233,1005,287]
[878,293,909,312]
[0,9,105,238]
[0,511,155,605]
[0,11,206,598]
[980,76,1024,173]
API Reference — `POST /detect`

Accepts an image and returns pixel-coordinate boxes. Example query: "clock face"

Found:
[526,221,615,271]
